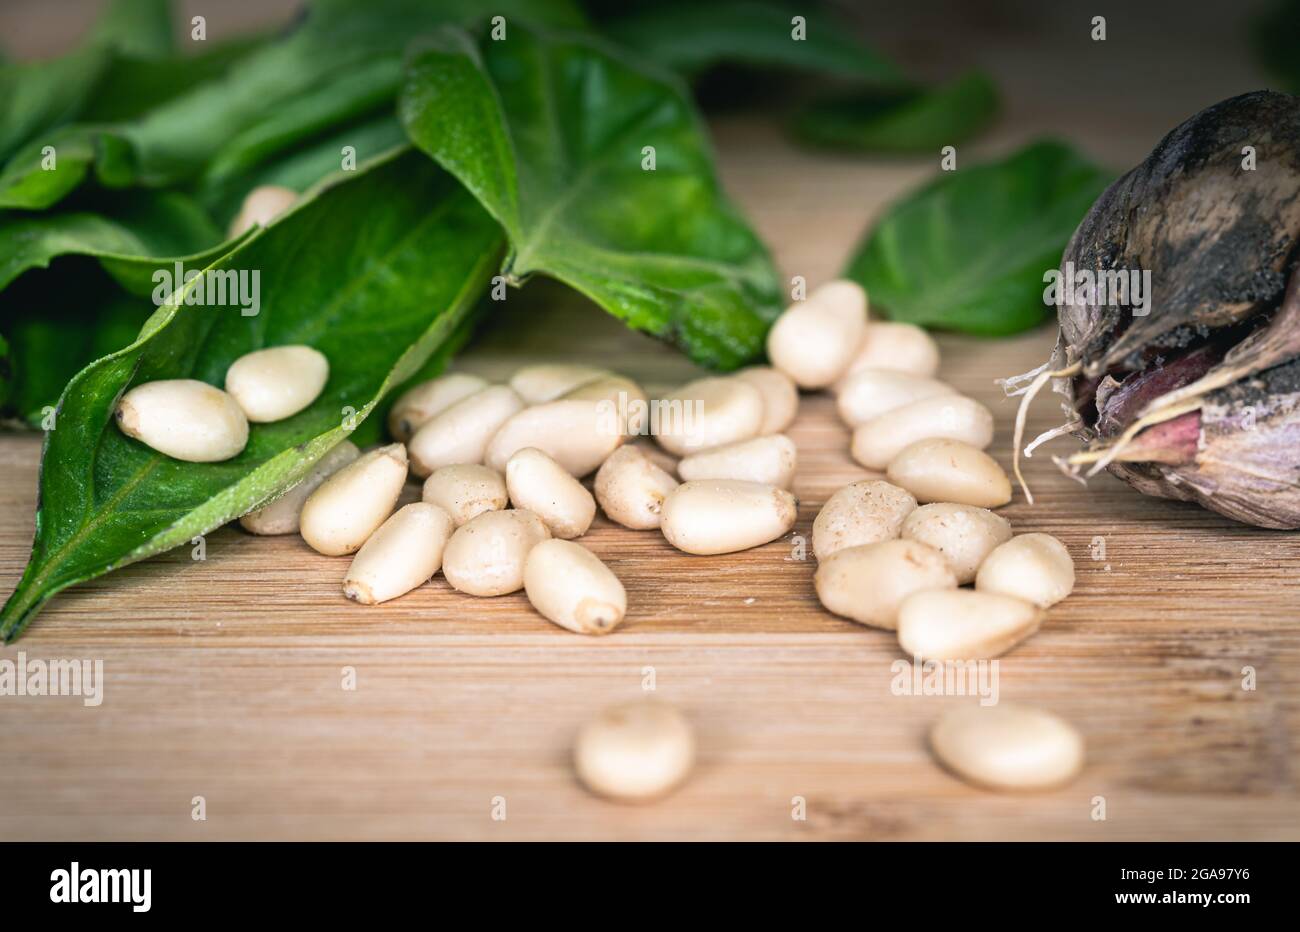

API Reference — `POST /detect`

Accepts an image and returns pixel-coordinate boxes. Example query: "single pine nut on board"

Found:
[886,438,1012,508]
[524,539,627,635]
[733,366,799,434]
[814,539,956,629]
[851,395,994,471]
[976,533,1075,607]
[441,509,551,596]
[834,320,940,387]
[509,363,608,404]
[573,701,695,802]
[387,372,488,443]
[343,502,454,605]
[677,434,797,489]
[227,184,297,238]
[224,345,329,423]
[812,479,917,559]
[407,384,523,478]
[765,281,867,389]
[901,502,1012,584]
[930,704,1085,792]
[299,443,408,556]
[660,480,797,555]
[241,440,361,535]
[653,377,764,455]
[485,398,624,477]
[835,369,955,427]
[897,589,1042,661]
[421,463,508,527]
[593,445,679,530]
[115,379,249,462]
[505,448,596,539]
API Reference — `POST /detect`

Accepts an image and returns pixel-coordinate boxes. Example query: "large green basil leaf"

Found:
[0,149,503,641]
[844,139,1112,336]
[399,23,782,368]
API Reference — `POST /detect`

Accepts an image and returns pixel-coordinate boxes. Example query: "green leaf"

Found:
[602,0,904,85]
[399,23,782,368]
[844,139,1113,336]
[0,149,504,641]
[791,71,999,152]
[88,0,174,58]
[1252,1,1300,93]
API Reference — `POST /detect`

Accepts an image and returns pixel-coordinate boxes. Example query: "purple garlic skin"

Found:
[1056,90,1300,528]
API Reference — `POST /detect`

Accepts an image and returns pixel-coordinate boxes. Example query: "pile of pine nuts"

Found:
[113,278,1087,801]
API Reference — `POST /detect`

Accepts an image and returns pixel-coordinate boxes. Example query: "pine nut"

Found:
[814,539,956,629]
[227,184,297,238]
[976,533,1075,607]
[421,463,507,527]
[224,345,329,423]
[930,704,1085,791]
[653,376,763,455]
[573,701,694,801]
[812,479,917,559]
[241,440,360,535]
[387,372,488,442]
[509,363,608,404]
[851,395,993,471]
[886,438,1012,508]
[836,369,955,427]
[299,443,408,556]
[901,502,1012,584]
[343,502,454,604]
[765,280,868,389]
[734,366,799,434]
[441,509,550,596]
[506,448,596,539]
[593,445,679,530]
[407,385,523,478]
[835,321,940,387]
[524,539,627,635]
[115,378,249,462]
[897,589,1042,661]
[677,434,797,489]
[485,398,624,476]
[660,479,797,555]
[563,375,649,434]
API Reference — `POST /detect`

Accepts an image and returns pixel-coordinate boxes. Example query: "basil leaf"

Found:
[791,71,999,152]
[399,23,782,368]
[0,149,503,641]
[844,139,1113,336]
[86,0,174,58]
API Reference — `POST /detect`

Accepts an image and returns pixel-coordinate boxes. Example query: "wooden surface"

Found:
[2,2,1299,841]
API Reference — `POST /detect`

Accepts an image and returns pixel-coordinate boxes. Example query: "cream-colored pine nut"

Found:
[506,448,596,539]
[930,704,1085,791]
[897,589,1042,661]
[835,369,955,427]
[115,379,249,462]
[227,184,297,238]
[765,282,867,389]
[224,345,329,423]
[573,701,695,801]
[653,376,763,455]
[901,502,1012,584]
[241,440,360,535]
[660,479,797,555]
[509,363,608,404]
[343,502,454,605]
[421,463,507,527]
[593,445,679,530]
[441,509,550,596]
[387,372,488,442]
[976,533,1075,607]
[851,395,994,471]
[407,384,523,478]
[563,374,650,435]
[734,366,799,434]
[485,398,624,476]
[677,433,797,489]
[524,539,627,635]
[299,443,408,556]
[811,479,917,559]
[814,539,956,629]
[886,438,1012,508]
[834,321,940,388]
